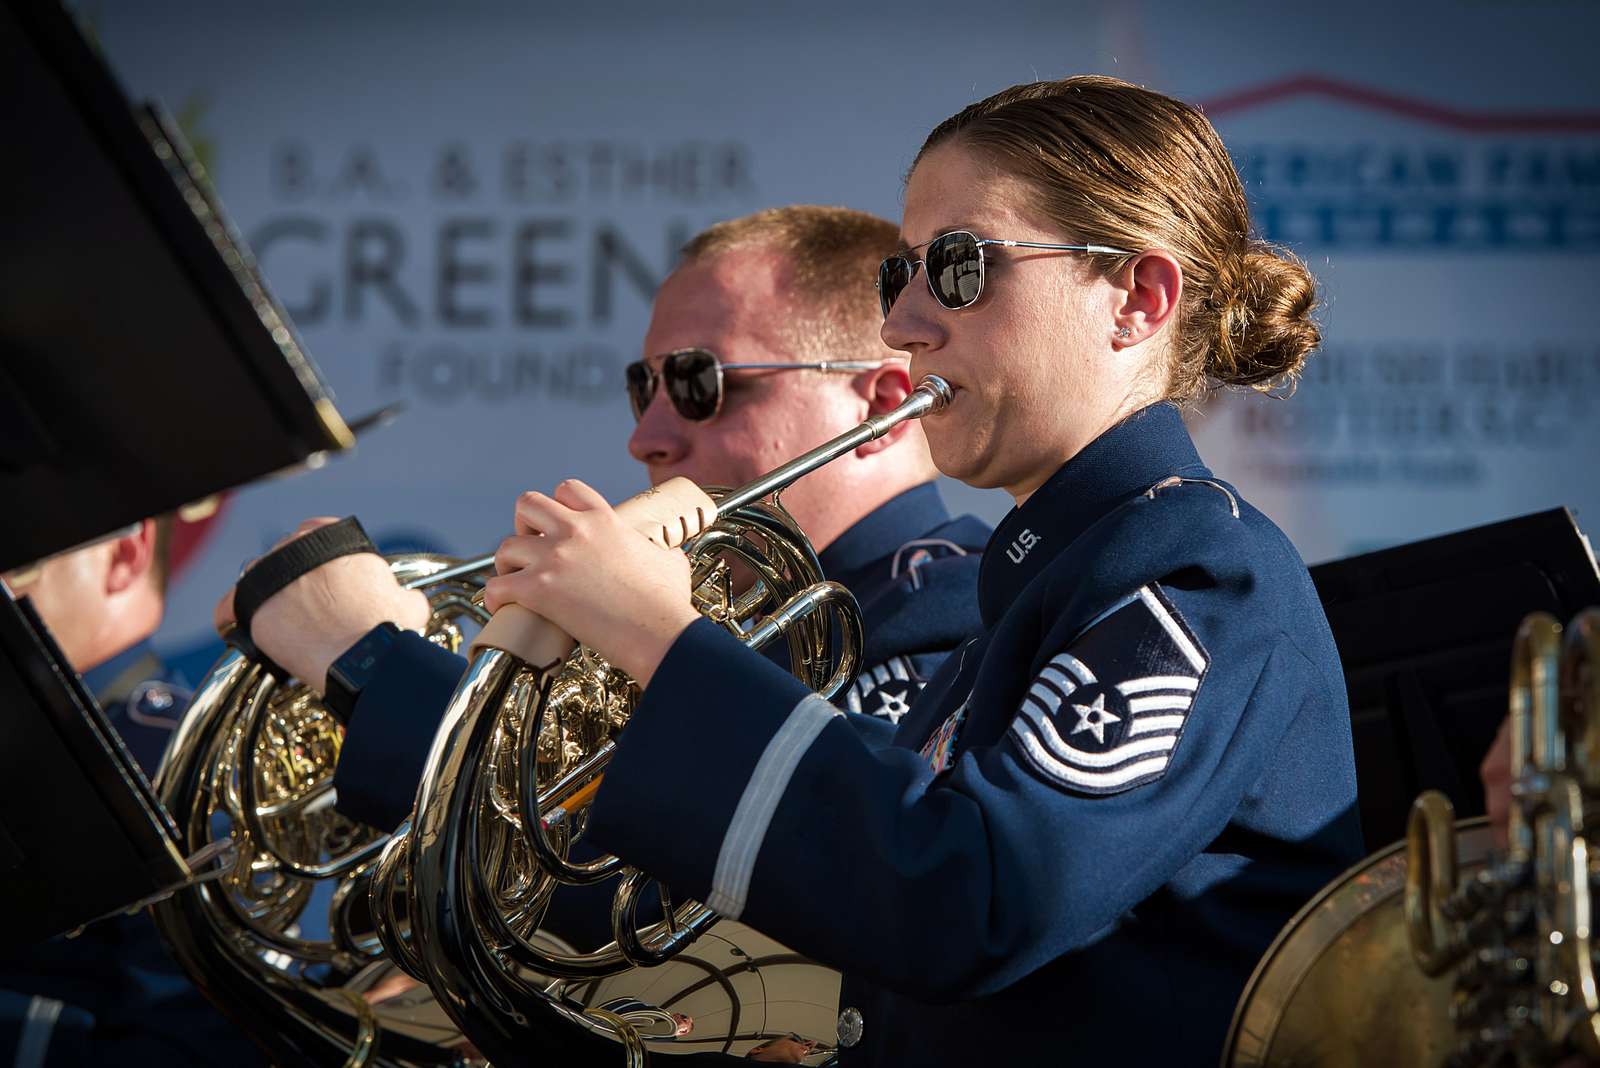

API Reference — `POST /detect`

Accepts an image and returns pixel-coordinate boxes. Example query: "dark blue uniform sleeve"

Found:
[333,632,466,830]
[327,625,896,833]
[585,601,1314,1003]
[0,990,92,1066]
[842,709,898,748]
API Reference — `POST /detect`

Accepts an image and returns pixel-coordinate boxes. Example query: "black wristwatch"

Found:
[323,622,402,725]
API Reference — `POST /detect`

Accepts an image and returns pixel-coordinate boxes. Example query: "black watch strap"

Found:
[228,516,378,680]
[323,622,403,725]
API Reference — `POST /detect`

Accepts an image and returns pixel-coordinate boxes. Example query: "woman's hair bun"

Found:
[1207,244,1320,392]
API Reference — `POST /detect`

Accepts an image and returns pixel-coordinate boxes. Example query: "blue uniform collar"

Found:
[81,638,162,704]
[978,403,1209,626]
[818,481,951,589]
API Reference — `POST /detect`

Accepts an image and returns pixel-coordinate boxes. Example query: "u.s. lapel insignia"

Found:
[1008,584,1209,795]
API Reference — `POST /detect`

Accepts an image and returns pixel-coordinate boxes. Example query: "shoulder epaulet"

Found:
[1142,476,1240,518]
[890,537,976,590]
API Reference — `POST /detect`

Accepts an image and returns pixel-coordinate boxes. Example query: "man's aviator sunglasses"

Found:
[876,230,1133,318]
[625,348,895,423]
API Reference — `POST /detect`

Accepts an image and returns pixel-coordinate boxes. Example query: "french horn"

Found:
[150,376,951,1066]
[1225,607,1600,1068]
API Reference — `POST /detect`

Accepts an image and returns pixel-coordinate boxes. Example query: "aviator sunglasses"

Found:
[876,230,1133,318]
[625,347,895,422]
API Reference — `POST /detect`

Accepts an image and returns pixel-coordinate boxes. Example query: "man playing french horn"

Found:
[217,205,990,837]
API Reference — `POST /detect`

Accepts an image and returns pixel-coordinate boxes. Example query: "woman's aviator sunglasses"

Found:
[625,348,895,422]
[876,230,1132,318]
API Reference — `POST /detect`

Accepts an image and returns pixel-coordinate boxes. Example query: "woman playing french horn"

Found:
[486,75,1367,1065]
[224,76,1365,1065]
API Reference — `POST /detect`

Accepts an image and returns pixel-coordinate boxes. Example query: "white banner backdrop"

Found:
[78,0,1599,665]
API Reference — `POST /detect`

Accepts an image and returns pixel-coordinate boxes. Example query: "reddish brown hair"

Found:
[683,205,900,361]
[920,75,1319,401]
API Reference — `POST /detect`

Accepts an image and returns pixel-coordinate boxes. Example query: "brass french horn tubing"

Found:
[712,373,952,513]
[469,373,948,813]
[403,375,951,1066]
[1404,790,1462,978]
[153,651,456,1066]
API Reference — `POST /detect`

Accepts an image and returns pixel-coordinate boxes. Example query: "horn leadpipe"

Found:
[714,373,951,514]
[401,375,952,592]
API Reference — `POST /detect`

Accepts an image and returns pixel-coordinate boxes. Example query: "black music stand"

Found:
[0,0,358,945]
[1311,508,1600,848]
[0,588,193,952]
[0,0,353,572]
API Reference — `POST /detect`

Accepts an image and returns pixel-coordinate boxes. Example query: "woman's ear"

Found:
[1110,251,1183,348]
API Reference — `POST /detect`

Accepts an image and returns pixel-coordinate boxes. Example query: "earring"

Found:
[1116,326,1132,339]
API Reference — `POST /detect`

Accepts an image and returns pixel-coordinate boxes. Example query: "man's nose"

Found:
[627,389,690,466]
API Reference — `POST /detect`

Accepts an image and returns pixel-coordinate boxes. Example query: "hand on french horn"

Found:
[213,517,430,692]
[485,479,701,688]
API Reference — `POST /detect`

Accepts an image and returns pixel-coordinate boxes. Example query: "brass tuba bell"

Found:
[1225,608,1600,1068]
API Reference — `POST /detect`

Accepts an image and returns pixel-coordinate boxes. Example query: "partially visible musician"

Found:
[0,520,265,1067]
[472,76,1366,1065]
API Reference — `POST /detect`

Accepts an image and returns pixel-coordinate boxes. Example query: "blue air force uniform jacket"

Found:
[0,644,266,1068]
[331,482,991,832]
[804,482,990,724]
[583,403,1365,1065]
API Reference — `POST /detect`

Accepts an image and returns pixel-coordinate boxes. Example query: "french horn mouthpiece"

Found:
[916,374,953,411]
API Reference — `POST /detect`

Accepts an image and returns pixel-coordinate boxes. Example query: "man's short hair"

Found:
[681,205,900,361]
